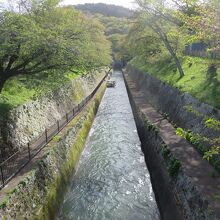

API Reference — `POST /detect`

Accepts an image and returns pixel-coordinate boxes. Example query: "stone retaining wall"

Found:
[126,65,220,139]
[0,69,107,158]
[0,83,106,219]
[124,72,216,220]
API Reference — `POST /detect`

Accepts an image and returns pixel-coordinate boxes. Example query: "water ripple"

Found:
[59,71,160,220]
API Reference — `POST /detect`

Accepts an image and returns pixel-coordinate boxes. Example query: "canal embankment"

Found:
[0,69,107,159]
[124,66,220,219]
[0,75,107,220]
[1,67,219,220]
[58,71,160,220]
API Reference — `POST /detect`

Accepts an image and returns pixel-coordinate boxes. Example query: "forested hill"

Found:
[75,3,133,18]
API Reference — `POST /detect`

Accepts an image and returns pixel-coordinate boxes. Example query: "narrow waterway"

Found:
[59,71,160,220]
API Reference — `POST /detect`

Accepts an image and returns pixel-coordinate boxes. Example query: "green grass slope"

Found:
[130,56,220,109]
[0,70,81,115]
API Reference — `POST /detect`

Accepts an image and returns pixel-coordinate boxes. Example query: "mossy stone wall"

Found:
[0,83,106,220]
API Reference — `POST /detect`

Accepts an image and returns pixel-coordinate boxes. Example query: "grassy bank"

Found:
[0,69,83,115]
[130,56,220,109]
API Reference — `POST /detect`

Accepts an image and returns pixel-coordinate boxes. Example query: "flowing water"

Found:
[59,71,160,220]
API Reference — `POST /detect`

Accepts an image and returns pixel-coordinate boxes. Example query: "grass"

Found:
[130,55,220,109]
[0,69,83,116]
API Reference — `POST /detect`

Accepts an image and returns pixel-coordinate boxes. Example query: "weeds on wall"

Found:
[205,117,220,131]
[162,144,181,178]
[175,127,220,171]
[143,117,159,134]
[143,113,182,179]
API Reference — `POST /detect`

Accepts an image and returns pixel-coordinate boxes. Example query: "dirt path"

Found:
[124,72,220,218]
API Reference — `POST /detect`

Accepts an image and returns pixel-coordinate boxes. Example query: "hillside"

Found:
[130,56,220,109]
[75,3,133,18]
[75,3,132,66]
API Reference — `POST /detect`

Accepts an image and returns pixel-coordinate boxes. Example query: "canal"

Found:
[58,71,160,220]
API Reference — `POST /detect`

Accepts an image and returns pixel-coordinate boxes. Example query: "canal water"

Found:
[59,71,160,220]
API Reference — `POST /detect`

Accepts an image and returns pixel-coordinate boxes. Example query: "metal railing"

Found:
[0,73,107,189]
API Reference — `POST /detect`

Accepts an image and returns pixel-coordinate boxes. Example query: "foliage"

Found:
[143,117,159,134]
[176,127,187,138]
[162,144,181,177]
[0,69,80,115]
[162,144,171,159]
[173,0,220,85]
[130,55,220,108]
[78,5,132,65]
[175,126,220,171]
[123,0,186,77]
[52,135,62,143]
[117,0,220,108]
[94,14,131,62]
[203,146,220,161]
[0,0,112,115]
[0,0,112,92]
[168,157,181,178]
[205,117,220,131]
[176,127,206,152]
[175,0,220,57]
[75,3,133,18]
[97,15,131,36]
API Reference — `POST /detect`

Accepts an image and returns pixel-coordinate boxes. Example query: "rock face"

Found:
[126,65,220,139]
[0,70,106,158]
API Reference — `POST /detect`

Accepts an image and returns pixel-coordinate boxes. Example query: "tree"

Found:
[120,20,162,61]
[135,0,185,78]
[0,0,111,92]
[92,13,131,66]
[173,0,220,80]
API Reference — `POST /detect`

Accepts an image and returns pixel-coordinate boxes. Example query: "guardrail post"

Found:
[0,166,4,187]
[28,142,31,160]
[57,120,60,131]
[45,128,48,143]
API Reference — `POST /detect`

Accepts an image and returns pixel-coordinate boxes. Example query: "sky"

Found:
[0,0,137,11]
[61,0,136,9]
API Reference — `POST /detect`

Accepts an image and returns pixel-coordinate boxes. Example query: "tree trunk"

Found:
[152,25,185,78]
[0,72,11,93]
[160,32,185,78]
